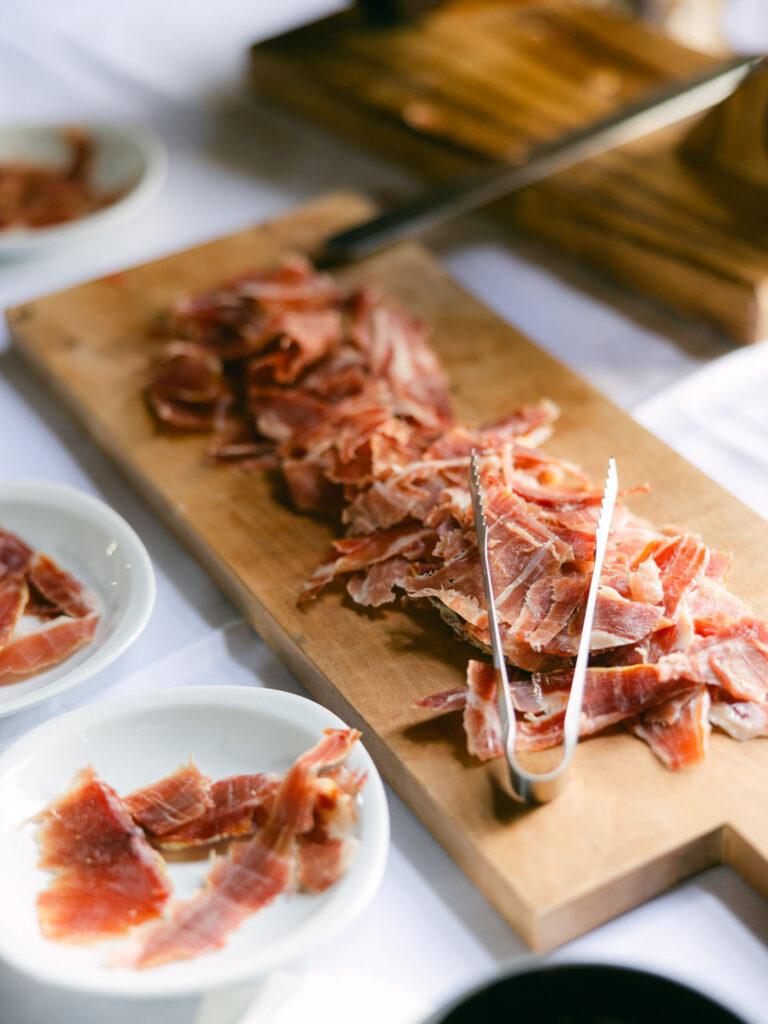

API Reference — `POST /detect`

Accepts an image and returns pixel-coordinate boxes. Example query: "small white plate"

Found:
[0,685,390,998]
[0,122,167,256]
[0,480,155,717]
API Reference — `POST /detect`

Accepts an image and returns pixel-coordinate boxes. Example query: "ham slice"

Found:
[297,775,358,893]
[0,575,28,648]
[124,760,213,838]
[0,528,33,577]
[157,773,281,849]
[36,767,171,943]
[424,659,696,762]
[628,688,711,770]
[26,554,92,619]
[130,729,360,968]
[0,613,98,684]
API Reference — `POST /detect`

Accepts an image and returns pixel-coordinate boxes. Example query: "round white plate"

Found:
[0,685,390,998]
[0,480,155,717]
[0,122,167,256]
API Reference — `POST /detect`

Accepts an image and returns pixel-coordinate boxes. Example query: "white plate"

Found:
[0,122,167,256]
[0,480,155,717]
[0,686,390,997]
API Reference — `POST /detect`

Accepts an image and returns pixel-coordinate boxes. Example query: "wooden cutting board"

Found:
[250,0,768,344]
[7,193,768,951]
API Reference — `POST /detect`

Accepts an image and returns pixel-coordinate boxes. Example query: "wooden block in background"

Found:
[7,193,768,950]
[250,0,768,343]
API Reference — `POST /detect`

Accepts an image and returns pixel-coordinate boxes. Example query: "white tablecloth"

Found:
[1,4,767,1022]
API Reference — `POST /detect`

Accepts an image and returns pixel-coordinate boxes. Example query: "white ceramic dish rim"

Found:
[0,122,167,253]
[0,479,156,716]
[0,685,390,998]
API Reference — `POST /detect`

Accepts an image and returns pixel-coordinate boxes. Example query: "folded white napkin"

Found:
[634,339,768,520]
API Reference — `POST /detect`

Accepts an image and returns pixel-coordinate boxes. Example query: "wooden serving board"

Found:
[250,0,768,344]
[8,193,768,951]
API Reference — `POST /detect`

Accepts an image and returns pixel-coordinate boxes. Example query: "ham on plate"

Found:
[34,730,366,968]
[0,528,99,685]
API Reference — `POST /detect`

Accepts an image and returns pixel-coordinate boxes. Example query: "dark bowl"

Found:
[429,963,747,1024]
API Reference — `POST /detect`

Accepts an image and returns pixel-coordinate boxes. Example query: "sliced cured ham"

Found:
[36,767,171,943]
[157,773,281,849]
[26,554,92,619]
[124,760,213,838]
[131,729,360,968]
[297,775,358,893]
[301,524,434,603]
[0,613,98,684]
[0,529,99,683]
[628,688,710,770]
[423,659,696,761]
[145,257,768,772]
[0,528,33,577]
[0,574,28,647]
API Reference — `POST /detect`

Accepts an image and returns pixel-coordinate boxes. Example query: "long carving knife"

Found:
[469,452,618,804]
[316,55,763,266]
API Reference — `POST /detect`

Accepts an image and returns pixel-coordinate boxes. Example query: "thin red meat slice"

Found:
[158,773,281,849]
[0,613,98,684]
[297,775,358,893]
[442,660,696,761]
[300,524,434,602]
[282,456,344,513]
[0,575,28,648]
[346,556,413,607]
[249,387,330,444]
[149,343,226,403]
[685,579,749,636]
[124,760,213,838]
[35,767,171,943]
[246,309,342,386]
[628,688,710,770]
[207,427,278,469]
[464,660,503,760]
[350,289,452,431]
[652,533,709,617]
[406,482,571,638]
[236,256,343,313]
[514,575,586,652]
[658,622,768,703]
[146,391,233,432]
[131,729,360,968]
[0,528,33,577]
[415,686,471,713]
[26,554,92,619]
[423,404,560,462]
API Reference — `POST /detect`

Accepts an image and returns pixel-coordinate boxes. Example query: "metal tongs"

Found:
[469,451,618,804]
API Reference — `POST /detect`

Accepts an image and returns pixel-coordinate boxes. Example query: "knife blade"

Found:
[316,55,763,266]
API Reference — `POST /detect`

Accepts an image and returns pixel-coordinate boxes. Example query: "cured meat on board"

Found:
[145,258,768,771]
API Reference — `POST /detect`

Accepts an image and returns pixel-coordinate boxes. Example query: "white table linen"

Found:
[1,4,767,1023]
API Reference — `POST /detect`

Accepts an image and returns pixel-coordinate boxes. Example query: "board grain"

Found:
[8,192,768,950]
[250,0,768,344]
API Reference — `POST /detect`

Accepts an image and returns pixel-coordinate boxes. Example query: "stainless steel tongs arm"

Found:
[469,451,618,804]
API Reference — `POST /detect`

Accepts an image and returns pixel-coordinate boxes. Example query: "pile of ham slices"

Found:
[146,257,768,772]
[35,729,364,967]
[0,528,98,684]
